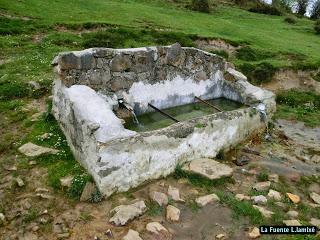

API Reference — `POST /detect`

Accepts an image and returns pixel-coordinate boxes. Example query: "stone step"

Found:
[182,158,233,180]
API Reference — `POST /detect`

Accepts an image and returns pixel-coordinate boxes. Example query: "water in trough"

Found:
[124,98,244,132]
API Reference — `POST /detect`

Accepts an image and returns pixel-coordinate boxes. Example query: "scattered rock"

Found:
[235,155,250,166]
[3,165,17,171]
[0,213,5,222]
[283,219,301,226]
[22,232,38,240]
[35,187,49,193]
[253,181,271,191]
[310,192,320,204]
[146,222,172,239]
[182,158,233,180]
[310,218,320,228]
[168,186,184,202]
[215,233,225,239]
[268,174,279,183]
[105,229,113,238]
[287,210,299,219]
[286,193,300,204]
[149,191,168,206]
[36,193,54,200]
[275,201,287,210]
[195,193,220,207]
[311,155,320,163]
[80,182,96,202]
[109,200,147,226]
[15,177,25,187]
[28,81,41,90]
[166,205,180,222]
[253,205,274,218]
[248,227,261,239]
[29,161,37,165]
[40,133,50,140]
[235,193,250,201]
[57,233,70,239]
[60,176,73,188]
[252,195,267,205]
[123,229,143,240]
[18,142,59,157]
[267,190,281,201]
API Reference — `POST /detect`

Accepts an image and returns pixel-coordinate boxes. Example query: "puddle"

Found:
[125,98,243,132]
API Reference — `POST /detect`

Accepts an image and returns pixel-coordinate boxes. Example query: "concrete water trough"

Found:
[51,43,276,197]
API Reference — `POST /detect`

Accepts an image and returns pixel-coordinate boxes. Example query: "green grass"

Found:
[275,90,320,127]
[146,201,165,216]
[216,190,264,224]
[0,0,320,69]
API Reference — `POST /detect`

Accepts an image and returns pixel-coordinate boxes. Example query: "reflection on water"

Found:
[124,98,243,132]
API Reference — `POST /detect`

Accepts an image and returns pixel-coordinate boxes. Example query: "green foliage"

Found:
[146,201,164,216]
[284,16,297,24]
[89,187,103,203]
[0,18,36,35]
[23,208,40,223]
[82,28,196,49]
[210,49,229,59]
[195,123,206,128]
[69,174,92,200]
[275,90,320,126]
[310,0,320,20]
[315,20,320,34]
[313,71,320,82]
[239,62,277,84]
[190,0,210,13]
[256,169,269,182]
[0,80,29,99]
[276,90,320,108]
[249,3,282,16]
[216,191,263,224]
[236,46,274,61]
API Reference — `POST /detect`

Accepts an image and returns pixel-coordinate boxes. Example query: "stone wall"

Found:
[52,44,276,197]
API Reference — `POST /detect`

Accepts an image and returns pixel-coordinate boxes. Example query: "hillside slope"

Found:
[1,0,320,68]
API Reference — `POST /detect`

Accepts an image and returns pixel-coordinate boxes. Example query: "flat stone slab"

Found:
[109,200,147,226]
[182,158,233,180]
[18,142,59,157]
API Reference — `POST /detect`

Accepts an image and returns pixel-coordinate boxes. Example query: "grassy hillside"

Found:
[1,0,320,68]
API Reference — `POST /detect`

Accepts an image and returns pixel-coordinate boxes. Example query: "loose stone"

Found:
[123,230,143,240]
[195,193,220,207]
[248,227,261,239]
[109,201,147,226]
[253,181,271,191]
[149,191,168,206]
[267,189,281,201]
[286,193,300,204]
[166,205,180,222]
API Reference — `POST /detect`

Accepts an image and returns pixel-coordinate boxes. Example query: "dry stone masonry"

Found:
[52,43,276,197]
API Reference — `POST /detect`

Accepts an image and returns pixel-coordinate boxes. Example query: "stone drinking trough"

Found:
[52,43,276,197]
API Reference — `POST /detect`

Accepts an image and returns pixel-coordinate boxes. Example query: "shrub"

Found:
[310,0,320,19]
[295,0,308,16]
[313,71,320,82]
[284,16,297,24]
[210,49,229,59]
[249,3,282,16]
[68,174,92,200]
[190,0,210,13]
[236,46,273,61]
[239,62,277,84]
[315,20,320,34]
[276,90,320,108]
